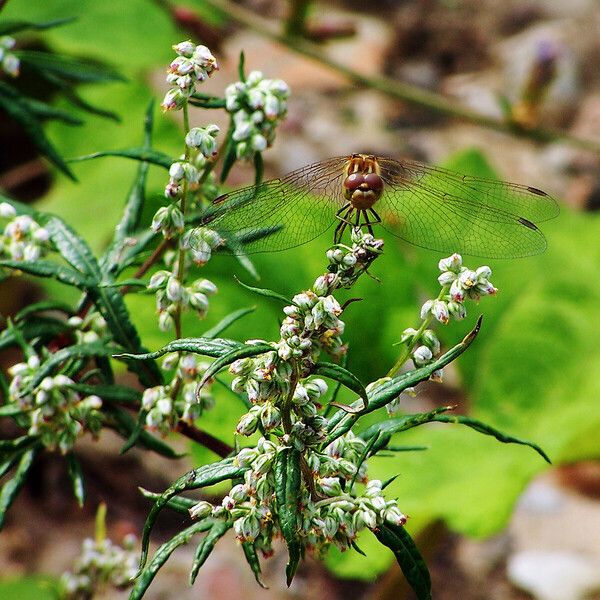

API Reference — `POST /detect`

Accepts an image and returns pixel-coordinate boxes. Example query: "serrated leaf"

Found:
[69,147,173,169]
[138,459,247,570]
[130,520,214,600]
[0,259,93,288]
[114,337,243,361]
[190,520,231,584]
[0,447,39,530]
[201,307,255,339]
[197,342,274,391]
[0,316,70,351]
[234,277,291,304]
[373,524,431,600]
[66,452,85,507]
[313,361,368,411]
[0,80,75,179]
[16,50,125,83]
[274,447,302,586]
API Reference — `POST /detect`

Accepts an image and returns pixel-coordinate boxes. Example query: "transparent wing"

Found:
[204,156,349,254]
[377,158,560,258]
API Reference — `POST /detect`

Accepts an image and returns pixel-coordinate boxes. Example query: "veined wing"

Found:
[204,156,349,254]
[377,157,560,259]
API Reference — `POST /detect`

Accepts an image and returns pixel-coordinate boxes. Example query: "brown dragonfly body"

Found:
[204,153,559,259]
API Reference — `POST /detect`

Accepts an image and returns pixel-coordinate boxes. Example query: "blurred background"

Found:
[1,0,600,598]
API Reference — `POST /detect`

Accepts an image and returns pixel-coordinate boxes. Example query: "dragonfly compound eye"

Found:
[343,173,365,191]
[364,173,384,191]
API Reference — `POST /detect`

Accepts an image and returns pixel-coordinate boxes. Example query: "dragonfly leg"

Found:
[334,205,355,243]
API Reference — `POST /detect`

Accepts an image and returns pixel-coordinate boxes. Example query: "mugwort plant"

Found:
[0,38,549,600]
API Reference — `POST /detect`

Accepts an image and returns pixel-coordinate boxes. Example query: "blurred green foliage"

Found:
[3,0,600,584]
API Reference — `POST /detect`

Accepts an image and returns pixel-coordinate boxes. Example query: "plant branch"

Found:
[176,419,233,458]
[195,0,600,154]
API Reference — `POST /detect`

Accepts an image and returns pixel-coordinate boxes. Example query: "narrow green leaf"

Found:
[433,415,551,463]
[101,100,154,275]
[0,259,92,288]
[0,447,39,530]
[66,452,85,507]
[67,383,141,405]
[130,520,214,600]
[0,435,38,454]
[234,277,291,304]
[190,520,231,584]
[14,300,73,321]
[0,405,23,418]
[69,148,173,169]
[189,94,227,109]
[119,409,147,455]
[16,50,125,83]
[274,447,302,586]
[104,406,180,459]
[219,125,237,184]
[138,459,247,570]
[196,342,274,391]
[359,406,455,451]
[313,361,368,411]
[114,337,243,361]
[201,307,255,339]
[0,316,70,351]
[0,81,75,179]
[139,487,197,514]
[234,250,260,281]
[16,342,116,398]
[238,51,246,82]
[242,542,268,588]
[0,452,24,479]
[373,523,431,600]
[325,317,482,443]
[19,97,83,124]
[0,17,77,35]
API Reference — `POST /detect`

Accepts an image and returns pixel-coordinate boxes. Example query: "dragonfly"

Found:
[201,154,559,259]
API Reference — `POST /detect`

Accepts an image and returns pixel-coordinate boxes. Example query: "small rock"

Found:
[507,550,600,600]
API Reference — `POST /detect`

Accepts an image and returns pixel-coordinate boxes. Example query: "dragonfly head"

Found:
[343,154,384,209]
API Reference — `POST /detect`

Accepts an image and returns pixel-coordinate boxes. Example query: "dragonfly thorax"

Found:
[342,155,384,210]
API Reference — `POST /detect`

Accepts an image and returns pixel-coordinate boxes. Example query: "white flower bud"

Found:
[438,253,462,272]
[165,277,182,302]
[158,311,174,331]
[413,345,433,366]
[173,40,195,57]
[432,300,450,324]
[420,299,433,319]
[251,134,267,152]
[189,500,213,519]
[0,202,16,218]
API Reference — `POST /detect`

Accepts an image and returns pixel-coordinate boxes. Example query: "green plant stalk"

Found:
[196,0,600,154]
[285,0,311,37]
[387,285,449,378]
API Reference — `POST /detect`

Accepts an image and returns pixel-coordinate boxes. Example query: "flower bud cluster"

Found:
[7,356,103,454]
[59,534,138,599]
[151,203,184,239]
[141,354,214,435]
[325,229,384,288]
[67,312,108,344]
[0,204,51,262]
[161,41,218,111]
[190,433,406,556]
[149,269,217,332]
[421,253,497,324]
[225,70,290,159]
[0,36,20,77]
[181,226,223,265]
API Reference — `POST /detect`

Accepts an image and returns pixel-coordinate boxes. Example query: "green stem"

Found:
[386,285,448,378]
[198,0,600,154]
[281,361,300,435]
[285,0,311,37]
